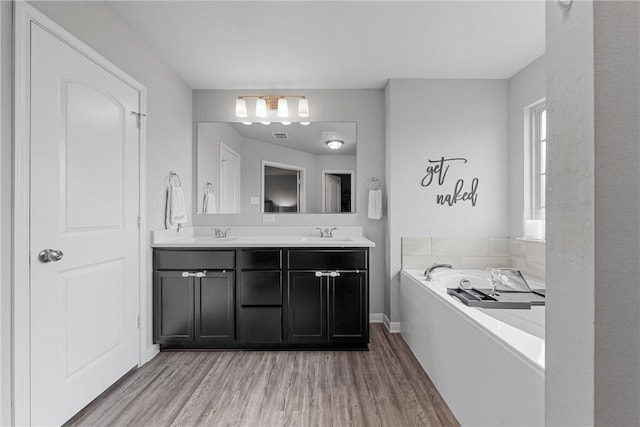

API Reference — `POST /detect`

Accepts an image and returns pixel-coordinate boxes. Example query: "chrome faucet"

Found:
[316,227,337,238]
[212,227,231,238]
[424,263,454,281]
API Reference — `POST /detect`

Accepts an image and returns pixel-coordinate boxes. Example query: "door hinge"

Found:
[137,315,141,329]
[131,111,146,129]
[137,216,142,229]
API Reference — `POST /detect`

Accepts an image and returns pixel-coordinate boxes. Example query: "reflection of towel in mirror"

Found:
[368,189,382,220]
[165,184,188,229]
[203,188,217,214]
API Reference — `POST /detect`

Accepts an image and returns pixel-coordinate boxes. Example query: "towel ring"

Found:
[205,182,214,192]
[366,177,383,190]
[168,171,182,187]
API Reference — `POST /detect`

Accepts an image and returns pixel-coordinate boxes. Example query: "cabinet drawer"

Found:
[240,307,282,343]
[154,250,235,270]
[287,249,367,270]
[240,271,282,306]
[241,250,282,270]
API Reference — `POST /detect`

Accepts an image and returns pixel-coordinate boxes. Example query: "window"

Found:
[524,100,546,240]
[531,103,546,213]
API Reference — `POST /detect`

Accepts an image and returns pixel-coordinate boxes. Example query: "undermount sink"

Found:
[300,236,354,242]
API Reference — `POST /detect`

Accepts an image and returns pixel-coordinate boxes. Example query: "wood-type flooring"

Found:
[66,324,459,426]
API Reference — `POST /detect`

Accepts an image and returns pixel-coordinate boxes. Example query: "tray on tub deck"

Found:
[447,287,546,309]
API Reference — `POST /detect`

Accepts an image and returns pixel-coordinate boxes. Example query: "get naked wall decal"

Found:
[420,156,479,207]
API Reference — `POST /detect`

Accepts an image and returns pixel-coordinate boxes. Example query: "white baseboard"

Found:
[143,344,160,365]
[369,313,384,323]
[383,314,401,333]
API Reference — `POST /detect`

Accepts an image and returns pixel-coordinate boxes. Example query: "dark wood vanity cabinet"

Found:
[153,247,369,349]
[287,249,369,347]
[153,250,236,348]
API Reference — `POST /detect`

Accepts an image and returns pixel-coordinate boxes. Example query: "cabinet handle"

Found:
[181,271,208,278]
[314,271,341,278]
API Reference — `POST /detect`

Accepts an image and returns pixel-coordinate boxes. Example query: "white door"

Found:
[29,23,140,425]
[324,174,342,213]
[219,143,240,213]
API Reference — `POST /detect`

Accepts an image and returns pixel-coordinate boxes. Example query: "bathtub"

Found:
[400,269,545,426]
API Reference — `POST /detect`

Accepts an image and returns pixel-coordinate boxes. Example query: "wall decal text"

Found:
[420,156,479,207]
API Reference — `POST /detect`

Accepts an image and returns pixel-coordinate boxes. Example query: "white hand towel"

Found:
[165,184,188,229]
[203,189,217,214]
[368,189,383,220]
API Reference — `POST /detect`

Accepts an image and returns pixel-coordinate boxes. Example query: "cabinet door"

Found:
[328,271,368,342]
[240,307,282,343]
[195,271,236,342]
[154,271,194,343]
[287,272,326,342]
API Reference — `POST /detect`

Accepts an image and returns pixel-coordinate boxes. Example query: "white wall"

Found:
[508,55,545,238]
[546,2,595,425]
[193,89,386,316]
[29,0,193,359]
[385,79,509,322]
[0,2,12,424]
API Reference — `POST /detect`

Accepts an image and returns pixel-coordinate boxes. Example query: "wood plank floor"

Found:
[66,324,459,427]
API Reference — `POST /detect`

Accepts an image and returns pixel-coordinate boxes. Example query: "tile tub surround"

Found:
[402,236,545,280]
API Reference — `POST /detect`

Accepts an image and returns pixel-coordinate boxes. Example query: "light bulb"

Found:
[277,98,289,118]
[326,139,343,150]
[281,121,291,126]
[261,121,271,125]
[242,121,253,125]
[235,98,247,118]
[298,98,309,118]
[256,98,267,118]
[300,121,310,126]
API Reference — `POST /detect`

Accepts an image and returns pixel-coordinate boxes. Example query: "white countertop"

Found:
[151,226,375,248]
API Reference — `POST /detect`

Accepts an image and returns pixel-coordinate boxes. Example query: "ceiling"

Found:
[106,1,545,90]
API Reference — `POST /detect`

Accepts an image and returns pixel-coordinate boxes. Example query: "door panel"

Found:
[196,272,235,341]
[64,81,125,230]
[329,272,368,341]
[324,174,341,213]
[62,259,124,377]
[287,272,326,342]
[220,144,240,213]
[154,272,194,341]
[29,23,140,425]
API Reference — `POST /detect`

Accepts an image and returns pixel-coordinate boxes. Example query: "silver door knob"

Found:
[38,249,64,263]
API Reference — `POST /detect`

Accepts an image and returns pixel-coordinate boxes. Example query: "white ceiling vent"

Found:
[272,132,289,140]
[321,131,339,140]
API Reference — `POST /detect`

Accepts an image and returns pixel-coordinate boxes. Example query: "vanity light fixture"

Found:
[235,95,310,124]
[326,139,344,150]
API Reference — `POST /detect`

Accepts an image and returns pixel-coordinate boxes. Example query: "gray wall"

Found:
[0,2,12,424]
[508,55,546,238]
[593,1,639,425]
[29,0,194,358]
[385,79,509,322]
[193,89,386,316]
[546,0,640,425]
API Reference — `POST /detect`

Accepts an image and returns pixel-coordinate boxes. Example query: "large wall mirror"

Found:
[197,121,357,214]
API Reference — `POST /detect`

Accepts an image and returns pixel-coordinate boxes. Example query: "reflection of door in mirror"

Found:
[220,143,240,213]
[262,161,306,213]
[322,170,354,213]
